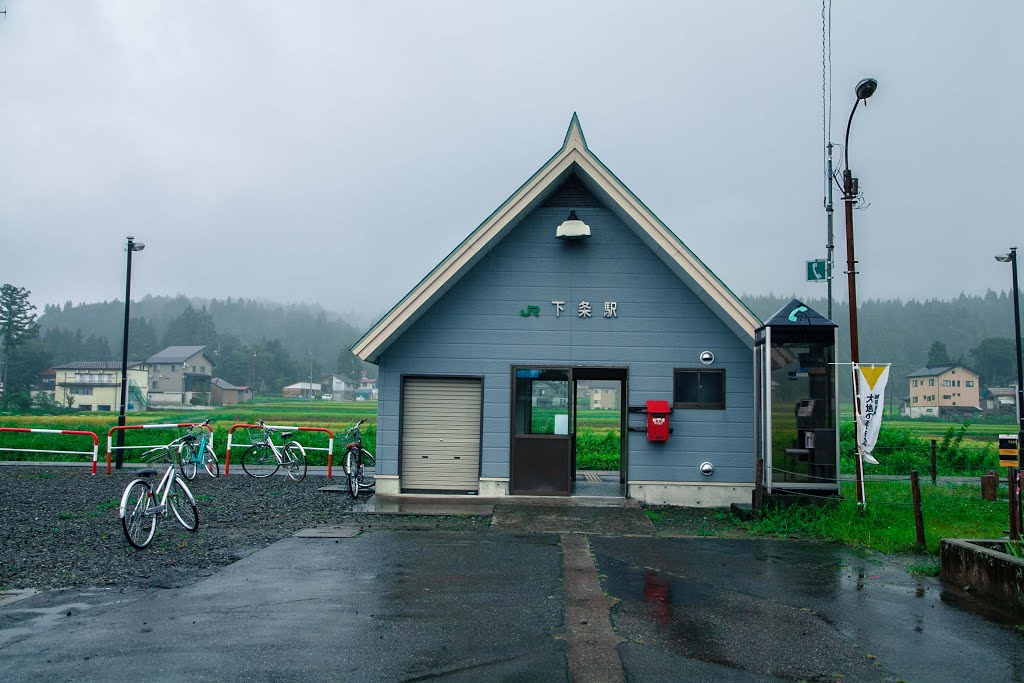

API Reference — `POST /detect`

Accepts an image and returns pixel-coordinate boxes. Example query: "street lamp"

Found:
[116,236,145,469]
[996,247,1023,538]
[843,77,878,505]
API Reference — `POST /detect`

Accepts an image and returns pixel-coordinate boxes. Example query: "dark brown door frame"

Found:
[510,365,628,495]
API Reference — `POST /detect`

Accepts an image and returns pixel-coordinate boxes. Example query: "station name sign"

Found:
[520,301,618,319]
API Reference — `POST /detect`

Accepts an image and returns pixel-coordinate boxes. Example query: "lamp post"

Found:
[116,236,145,469]
[996,247,1023,539]
[843,77,878,505]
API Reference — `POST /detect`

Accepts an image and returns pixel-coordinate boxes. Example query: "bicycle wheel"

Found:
[168,476,200,532]
[283,441,307,482]
[178,442,198,481]
[242,444,279,478]
[345,449,360,498]
[203,445,220,478]
[121,479,157,549]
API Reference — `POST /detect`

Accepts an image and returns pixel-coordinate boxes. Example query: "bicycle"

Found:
[343,418,376,498]
[119,452,199,549]
[240,420,308,481]
[176,419,219,480]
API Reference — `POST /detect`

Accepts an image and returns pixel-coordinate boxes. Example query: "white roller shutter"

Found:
[400,378,482,493]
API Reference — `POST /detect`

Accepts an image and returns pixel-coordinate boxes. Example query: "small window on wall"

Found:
[673,369,725,409]
[966,381,974,387]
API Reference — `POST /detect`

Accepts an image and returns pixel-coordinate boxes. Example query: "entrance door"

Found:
[572,368,627,497]
[510,368,571,495]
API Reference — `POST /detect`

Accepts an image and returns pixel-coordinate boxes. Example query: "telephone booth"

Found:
[755,300,840,495]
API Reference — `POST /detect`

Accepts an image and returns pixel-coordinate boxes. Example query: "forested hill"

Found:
[36,295,371,390]
[744,291,1024,397]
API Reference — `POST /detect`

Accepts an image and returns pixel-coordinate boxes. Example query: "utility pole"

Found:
[996,247,1023,538]
[826,143,835,320]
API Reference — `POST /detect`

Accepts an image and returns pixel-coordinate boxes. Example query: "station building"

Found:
[354,116,838,506]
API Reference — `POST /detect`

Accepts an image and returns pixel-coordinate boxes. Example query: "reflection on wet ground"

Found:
[593,536,1024,682]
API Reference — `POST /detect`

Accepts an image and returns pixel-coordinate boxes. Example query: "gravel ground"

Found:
[0,465,486,591]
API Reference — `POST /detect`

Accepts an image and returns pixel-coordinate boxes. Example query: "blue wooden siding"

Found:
[375,181,753,485]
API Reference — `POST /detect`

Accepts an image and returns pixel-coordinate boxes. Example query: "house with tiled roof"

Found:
[906,364,980,418]
[147,346,213,406]
[53,361,149,412]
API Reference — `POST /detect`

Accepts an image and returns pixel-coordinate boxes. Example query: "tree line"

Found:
[745,291,1024,399]
[1,290,373,408]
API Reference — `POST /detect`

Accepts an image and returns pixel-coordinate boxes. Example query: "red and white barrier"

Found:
[106,422,214,475]
[225,423,334,477]
[0,428,101,475]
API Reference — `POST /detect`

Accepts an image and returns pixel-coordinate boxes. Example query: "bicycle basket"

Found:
[141,445,174,464]
[247,428,269,446]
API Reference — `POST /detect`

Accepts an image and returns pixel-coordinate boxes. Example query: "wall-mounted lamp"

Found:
[556,210,590,240]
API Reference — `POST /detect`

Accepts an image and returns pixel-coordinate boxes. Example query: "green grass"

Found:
[0,401,376,467]
[747,480,1008,554]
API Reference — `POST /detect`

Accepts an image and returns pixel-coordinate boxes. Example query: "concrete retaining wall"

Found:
[940,538,1024,611]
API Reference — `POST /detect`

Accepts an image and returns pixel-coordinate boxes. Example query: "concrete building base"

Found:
[479,478,509,497]
[630,482,753,507]
[374,475,400,496]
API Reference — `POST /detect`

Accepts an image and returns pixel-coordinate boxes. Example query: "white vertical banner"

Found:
[852,363,891,465]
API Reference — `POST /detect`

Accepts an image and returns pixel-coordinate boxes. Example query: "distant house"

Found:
[356,376,378,400]
[211,377,253,405]
[36,368,56,394]
[53,361,149,412]
[283,382,321,398]
[981,387,1019,415]
[590,387,620,410]
[147,346,214,406]
[906,364,981,418]
[320,375,357,401]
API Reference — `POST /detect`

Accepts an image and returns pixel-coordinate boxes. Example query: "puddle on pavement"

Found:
[599,556,713,616]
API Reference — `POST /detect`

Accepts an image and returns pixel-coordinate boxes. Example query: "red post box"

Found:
[646,400,671,442]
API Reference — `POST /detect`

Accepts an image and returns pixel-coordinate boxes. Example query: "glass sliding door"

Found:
[511,367,571,495]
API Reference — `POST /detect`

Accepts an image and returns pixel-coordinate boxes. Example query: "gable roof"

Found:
[906,364,977,378]
[353,115,761,363]
[148,346,207,364]
[211,377,248,391]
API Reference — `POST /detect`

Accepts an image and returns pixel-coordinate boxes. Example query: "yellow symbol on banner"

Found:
[859,365,887,391]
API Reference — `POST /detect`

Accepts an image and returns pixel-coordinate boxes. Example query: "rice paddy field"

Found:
[0,400,377,467]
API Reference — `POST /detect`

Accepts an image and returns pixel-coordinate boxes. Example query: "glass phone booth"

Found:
[755,300,840,495]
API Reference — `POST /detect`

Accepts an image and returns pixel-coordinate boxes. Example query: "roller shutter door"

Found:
[400,378,482,493]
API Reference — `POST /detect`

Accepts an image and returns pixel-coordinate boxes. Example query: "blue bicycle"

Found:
[176,419,219,480]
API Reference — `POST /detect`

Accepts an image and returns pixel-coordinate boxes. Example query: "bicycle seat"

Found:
[280,432,293,439]
[183,434,198,442]
[137,469,158,478]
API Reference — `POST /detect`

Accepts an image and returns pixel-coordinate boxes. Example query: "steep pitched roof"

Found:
[759,299,836,329]
[353,115,760,363]
[148,346,207,364]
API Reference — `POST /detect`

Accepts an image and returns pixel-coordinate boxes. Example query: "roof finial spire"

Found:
[562,112,587,150]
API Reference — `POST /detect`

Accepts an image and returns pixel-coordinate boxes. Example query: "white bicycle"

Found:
[119,457,199,550]
[240,420,308,481]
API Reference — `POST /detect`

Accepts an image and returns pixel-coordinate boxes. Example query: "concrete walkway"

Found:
[3,502,1024,681]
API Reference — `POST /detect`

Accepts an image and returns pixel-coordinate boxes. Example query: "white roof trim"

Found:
[354,115,759,362]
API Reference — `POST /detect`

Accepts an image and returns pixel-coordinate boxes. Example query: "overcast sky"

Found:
[2,1,1021,324]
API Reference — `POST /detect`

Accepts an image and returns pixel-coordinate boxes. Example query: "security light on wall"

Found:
[556,210,591,240]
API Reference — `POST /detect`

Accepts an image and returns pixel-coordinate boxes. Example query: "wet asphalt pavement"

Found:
[3,529,1024,681]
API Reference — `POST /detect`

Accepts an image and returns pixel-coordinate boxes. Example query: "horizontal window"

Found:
[674,369,725,409]
[942,380,952,387]
[966,381,974,387]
